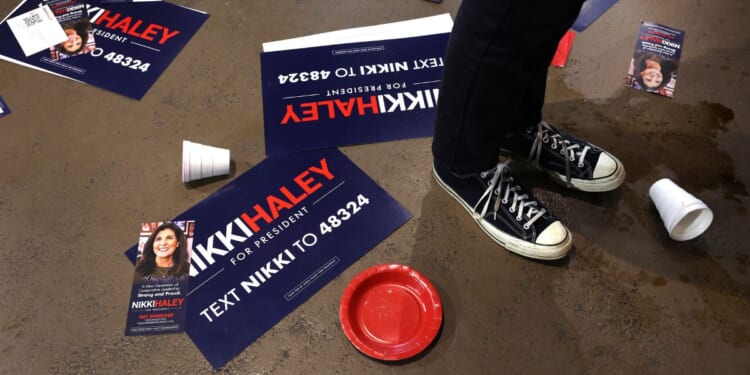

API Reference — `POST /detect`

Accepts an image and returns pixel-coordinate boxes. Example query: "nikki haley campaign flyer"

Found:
[260,14,452,155]
[625,21,684,98]
[125,220,195,336]
[125,148,411,368]
[0,0,208,99]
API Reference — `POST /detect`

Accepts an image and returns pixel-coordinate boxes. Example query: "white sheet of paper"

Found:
[262,13,454,52]
[6,5,67,57]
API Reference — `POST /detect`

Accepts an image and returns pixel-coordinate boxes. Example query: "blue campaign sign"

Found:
[572,0,618,32]
[124,148,411,369]
[0,0,207,100]
[260,33,450,155]
[0,96,10,118]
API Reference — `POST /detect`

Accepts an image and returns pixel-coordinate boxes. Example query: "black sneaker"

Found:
[433,161,572,260]
[502,121,625,192]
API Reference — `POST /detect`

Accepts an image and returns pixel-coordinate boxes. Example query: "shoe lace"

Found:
[472,162,547,230]
[528,121,590,188]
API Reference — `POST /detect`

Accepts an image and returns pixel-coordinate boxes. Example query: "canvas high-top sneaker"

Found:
[502,121,626,192]
[433,161,572,260]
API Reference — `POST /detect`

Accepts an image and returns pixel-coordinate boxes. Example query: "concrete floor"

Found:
[1,0,749,374]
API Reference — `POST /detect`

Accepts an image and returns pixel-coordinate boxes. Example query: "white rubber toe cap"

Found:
[593,153,617,179]
[536,221,568,245]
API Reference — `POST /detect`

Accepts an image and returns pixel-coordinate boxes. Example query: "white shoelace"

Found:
[471,162,546,229]
[529,121,590,187]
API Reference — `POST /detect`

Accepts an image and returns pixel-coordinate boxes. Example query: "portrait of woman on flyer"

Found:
[50,19,96,61]
[627,52,678,97]
[134,222,190,282]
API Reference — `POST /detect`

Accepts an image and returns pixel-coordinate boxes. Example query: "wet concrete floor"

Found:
[0,0,748,374]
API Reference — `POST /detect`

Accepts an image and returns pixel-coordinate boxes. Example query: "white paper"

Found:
[6,5,67,57]
[263,13,454,52]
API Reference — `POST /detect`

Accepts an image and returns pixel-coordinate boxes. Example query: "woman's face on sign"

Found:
[152,228,179,260]
[62,29,82,52]
[640,60,663,88]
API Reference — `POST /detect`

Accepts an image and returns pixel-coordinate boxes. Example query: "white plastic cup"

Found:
[181,140,231,183]
[649,178,713,241]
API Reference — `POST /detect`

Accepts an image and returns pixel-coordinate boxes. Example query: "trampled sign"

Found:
[125,148,411,368]
[260,15,452,155]
[0,0,208,99]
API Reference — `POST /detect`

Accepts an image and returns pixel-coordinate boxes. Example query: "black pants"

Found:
[432,0,585,174]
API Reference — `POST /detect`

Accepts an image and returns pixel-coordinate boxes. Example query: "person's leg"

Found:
[508,38,563,139]
[433,0,585,174]
[495,13,626,192]
[431,0,516,174]
[432,0,586,260]
[466,4,626,192]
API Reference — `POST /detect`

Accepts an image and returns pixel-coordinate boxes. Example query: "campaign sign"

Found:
[125,148,411,368]
[0,0,208,100]
[572,0,618,32]
[260,32,450,155]
[0,96,10,118]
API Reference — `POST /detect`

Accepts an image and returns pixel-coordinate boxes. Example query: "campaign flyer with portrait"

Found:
[125,220,195,336]
[625,21,685,98]
[42,0,96,61]
[260,14,452,155]
[124,148,411,368]
[0,0,208,99]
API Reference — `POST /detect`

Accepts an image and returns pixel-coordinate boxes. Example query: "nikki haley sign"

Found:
[0,0,207,99]
[125,148,411,368]
[260,15,452,155]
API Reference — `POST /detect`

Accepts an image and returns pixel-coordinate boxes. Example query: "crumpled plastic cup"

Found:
[649,178,713,241]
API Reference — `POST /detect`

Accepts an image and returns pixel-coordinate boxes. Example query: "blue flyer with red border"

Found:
[260,17,451,155]
[125,148,411,368]
[0,0,208,99]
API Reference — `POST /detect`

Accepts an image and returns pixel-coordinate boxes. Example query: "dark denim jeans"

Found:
[432,0,585,174]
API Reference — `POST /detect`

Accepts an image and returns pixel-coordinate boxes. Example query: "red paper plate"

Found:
[339,264,443,361]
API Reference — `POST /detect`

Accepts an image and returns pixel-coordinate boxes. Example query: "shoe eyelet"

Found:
[578,162,584,168]
[550,144,557,149]
[523,224,530,230]
[569,156,575,162]
[508,207,515,213]
[501,199,508,204]
[516,216,523,221]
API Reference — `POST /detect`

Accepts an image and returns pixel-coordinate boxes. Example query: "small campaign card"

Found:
[125,220,195,335]
[6,5,67,56]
